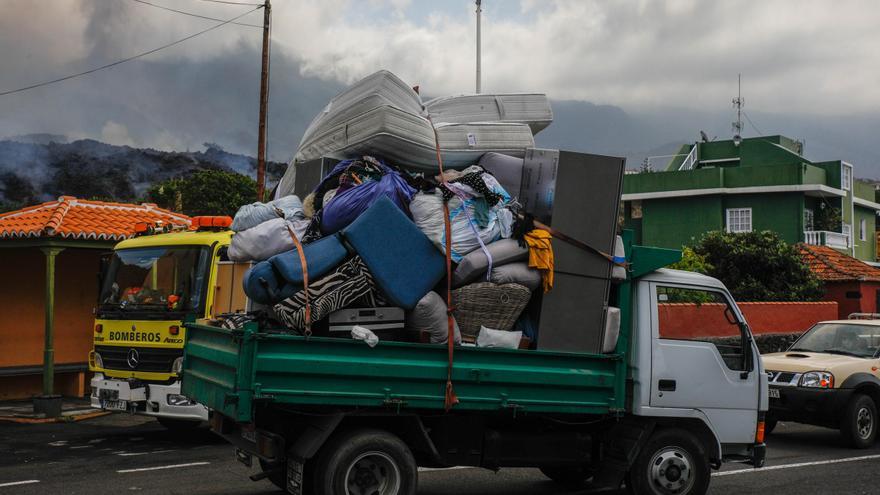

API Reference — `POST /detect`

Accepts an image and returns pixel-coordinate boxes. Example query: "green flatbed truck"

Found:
[180,234,768,495]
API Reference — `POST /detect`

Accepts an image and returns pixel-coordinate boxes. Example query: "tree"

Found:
[147,170,256,217]
[689,230,823,302]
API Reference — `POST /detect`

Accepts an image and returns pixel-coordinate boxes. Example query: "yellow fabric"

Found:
[524,229,554,293]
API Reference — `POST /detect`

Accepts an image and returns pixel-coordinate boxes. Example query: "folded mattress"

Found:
[425,93,553,135]
[298,70,423,150]
[291,104,535,172]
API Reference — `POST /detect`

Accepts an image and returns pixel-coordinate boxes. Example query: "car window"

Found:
[791,323,880,358]
[656,286,749,371]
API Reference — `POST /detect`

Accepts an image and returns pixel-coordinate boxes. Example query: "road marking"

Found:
[714,454,880,477]
[117,450,175,457]
[48,441,67,447]
[117,462,210,473]
[0,480,39,488]
[70,445,93,449]
[418,467,470,472]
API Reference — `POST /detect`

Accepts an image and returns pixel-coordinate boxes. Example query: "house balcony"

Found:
[804,230,850,250]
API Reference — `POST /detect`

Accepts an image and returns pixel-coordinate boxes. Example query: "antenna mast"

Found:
[732,73,743,145]
[475,0,482,93]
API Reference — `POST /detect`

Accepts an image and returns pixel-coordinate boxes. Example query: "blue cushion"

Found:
[243,261,299,305]
[343,196,446,309]
[268,233,349,285]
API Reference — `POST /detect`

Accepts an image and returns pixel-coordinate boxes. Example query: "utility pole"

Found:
[256,0,271,201]
[475,0,482,94]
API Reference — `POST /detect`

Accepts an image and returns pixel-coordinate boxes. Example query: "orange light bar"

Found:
[755,421,766,444]
[192,216,233,230]
[134,222,151,234]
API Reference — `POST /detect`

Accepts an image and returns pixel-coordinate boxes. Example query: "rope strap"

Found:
[276,208,312,336]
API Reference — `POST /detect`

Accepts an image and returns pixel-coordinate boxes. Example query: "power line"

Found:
[130,0,262,28]
[194,0,263,5]
[743,111,764,136]
[0,5,263,97]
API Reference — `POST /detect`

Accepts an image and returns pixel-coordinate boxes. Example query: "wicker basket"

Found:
[451,282,532,341]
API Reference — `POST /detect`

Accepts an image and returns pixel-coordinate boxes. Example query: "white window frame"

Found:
[860,218,867,241]
[803,208,814,231]
[842,163,853,191]
[726,208,752,233]
[843,223,852,247]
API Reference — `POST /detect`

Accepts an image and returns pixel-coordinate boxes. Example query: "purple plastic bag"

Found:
[320,169,416,234]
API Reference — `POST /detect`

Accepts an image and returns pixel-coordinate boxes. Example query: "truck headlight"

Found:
[167,394,195,406]
[800,371,834,388]
[89,351,103,370]
[172,357,184,374]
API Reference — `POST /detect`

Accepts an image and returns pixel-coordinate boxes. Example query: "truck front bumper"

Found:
[90,373,209,421]
[769,385,852,427]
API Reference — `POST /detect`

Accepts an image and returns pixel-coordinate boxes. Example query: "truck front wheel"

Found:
[314,428,417,495]
[840,393,877,449]
[627,428,710,495]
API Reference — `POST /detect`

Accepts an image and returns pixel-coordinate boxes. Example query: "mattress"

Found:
[292,105,534,171]
[298,70,423,149]
[425,93,553,135]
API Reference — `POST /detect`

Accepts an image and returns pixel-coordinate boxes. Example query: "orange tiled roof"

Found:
[0,196,190,242]
[797,243,880,282]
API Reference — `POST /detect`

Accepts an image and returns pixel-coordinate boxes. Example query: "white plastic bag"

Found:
[410,191,503,262]
[476,326,522,349]
[232,195,304,232]
[351,325,380,347]
[228,217,310,262]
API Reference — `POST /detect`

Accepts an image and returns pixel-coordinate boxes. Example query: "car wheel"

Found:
[539,466,593,487]
[841,393,877,449]
[314,428,417,495]
[627,428,711,495]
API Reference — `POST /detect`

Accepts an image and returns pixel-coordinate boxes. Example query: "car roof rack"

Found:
[847,313,880,320]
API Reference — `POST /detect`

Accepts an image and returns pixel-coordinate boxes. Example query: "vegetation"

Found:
[686,230,823,302]
[147,170,256,217]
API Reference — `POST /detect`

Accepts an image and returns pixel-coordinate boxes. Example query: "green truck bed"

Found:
[181,324,626,423]
[180,240,679,424]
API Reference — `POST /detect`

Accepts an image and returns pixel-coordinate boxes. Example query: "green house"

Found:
[622,135,880,261]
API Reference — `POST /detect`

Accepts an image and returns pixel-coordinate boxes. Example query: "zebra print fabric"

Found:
[273,256,379,332]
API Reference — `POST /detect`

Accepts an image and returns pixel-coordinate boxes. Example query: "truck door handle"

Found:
[658,379,676,391]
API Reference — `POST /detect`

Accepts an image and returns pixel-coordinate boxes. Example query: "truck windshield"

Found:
[99,246,210,316]
[791,323,880,358]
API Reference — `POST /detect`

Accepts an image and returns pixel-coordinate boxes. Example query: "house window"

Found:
[860,218,867,241]
[842,164,853,191]
[843,223,852,246]
[804,209,814,231]
[726,208,752,233]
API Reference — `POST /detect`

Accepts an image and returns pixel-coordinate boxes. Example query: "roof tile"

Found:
[797,243,880,282]
[0,197,190,242]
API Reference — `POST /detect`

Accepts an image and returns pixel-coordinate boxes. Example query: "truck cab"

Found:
[89,216,248,427]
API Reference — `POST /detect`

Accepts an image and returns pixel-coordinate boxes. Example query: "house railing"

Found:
[678,145,698,171]
[804,230,850,250]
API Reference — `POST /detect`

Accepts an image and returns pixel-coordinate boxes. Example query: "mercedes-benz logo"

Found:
[126,348,140,369]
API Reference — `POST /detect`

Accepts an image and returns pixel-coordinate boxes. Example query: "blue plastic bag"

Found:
[320,167,416,234]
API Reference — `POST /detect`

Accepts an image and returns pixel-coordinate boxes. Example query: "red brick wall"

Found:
[658,301,839,339]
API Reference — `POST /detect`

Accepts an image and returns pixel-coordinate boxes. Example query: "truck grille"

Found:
[95,345,180,373]
[766,370,801,387]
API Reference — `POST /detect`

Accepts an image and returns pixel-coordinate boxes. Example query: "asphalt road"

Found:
[1,414,879,495]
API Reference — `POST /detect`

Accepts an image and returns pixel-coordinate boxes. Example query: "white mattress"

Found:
[278,72,539,197]
[425,93,553,134]
[298,70,423,149]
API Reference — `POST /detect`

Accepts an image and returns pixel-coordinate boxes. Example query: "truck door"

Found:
[649,283,760,444]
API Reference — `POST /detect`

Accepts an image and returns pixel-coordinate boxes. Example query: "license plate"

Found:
[768,388,780,399]
[101,399,128,411]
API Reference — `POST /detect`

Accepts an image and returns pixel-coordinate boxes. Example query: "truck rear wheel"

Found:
[314,428,417,495]
[627,428,710,495]
[841,393,877,449]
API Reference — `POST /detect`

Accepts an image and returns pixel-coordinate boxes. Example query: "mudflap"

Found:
[286,457,305,495]
[591,418,655,490]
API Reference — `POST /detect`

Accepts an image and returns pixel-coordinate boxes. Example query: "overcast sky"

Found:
[0,0,878,164]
